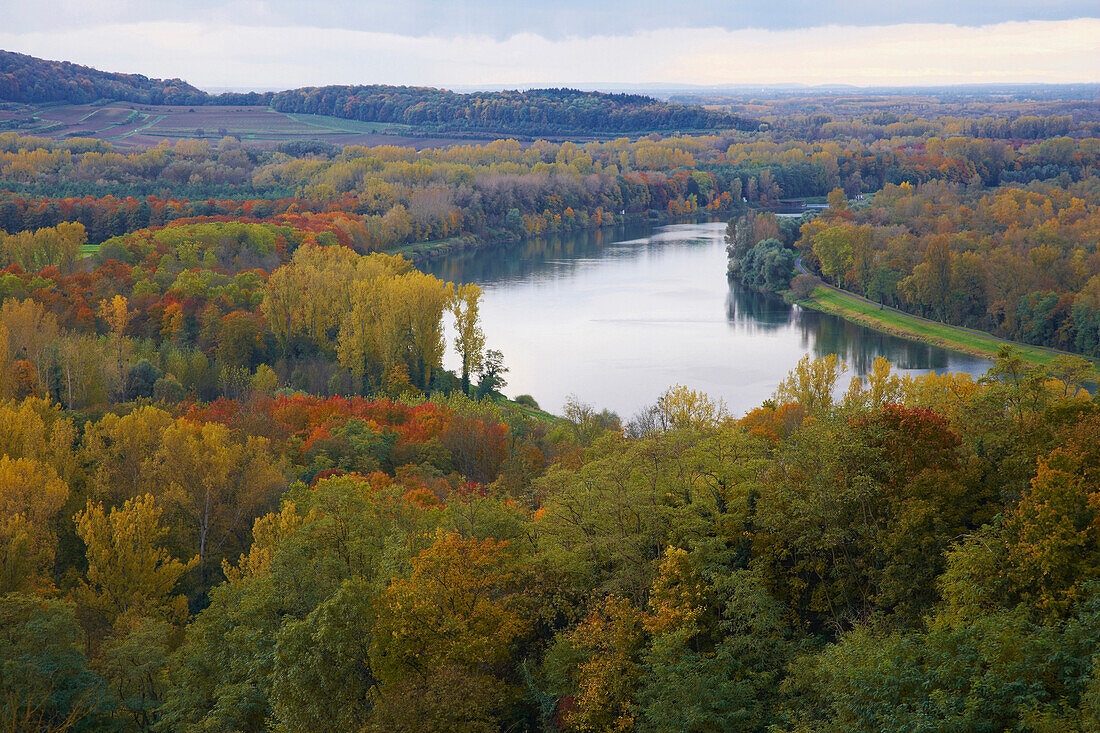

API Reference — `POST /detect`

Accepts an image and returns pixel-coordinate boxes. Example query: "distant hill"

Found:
[0,50,208,105]
[0,50,755,136]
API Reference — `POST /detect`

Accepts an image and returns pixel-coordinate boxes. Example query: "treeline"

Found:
[0,134,742,248]
[8,49,1096,145]
[264,85,755,135]
[769,111,1087,144]
[0,134,261,195]
[0,193,355,246]
[0,220,86,273]
[5,131,1097,257]
[5,351,1100,730]
[711,135,1100,193]
[682,88,1100,142]
[798,178,1100,356]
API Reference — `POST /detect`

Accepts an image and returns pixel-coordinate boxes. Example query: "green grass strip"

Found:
[800,285,1096,372]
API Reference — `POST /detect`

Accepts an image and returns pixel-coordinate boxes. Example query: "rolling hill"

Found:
[0,50,755,137]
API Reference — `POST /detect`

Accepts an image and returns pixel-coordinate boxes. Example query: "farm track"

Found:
[103,113,167,141]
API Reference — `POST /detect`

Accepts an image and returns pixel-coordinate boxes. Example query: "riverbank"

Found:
[797,282,1096,372]
[387,209,730,264]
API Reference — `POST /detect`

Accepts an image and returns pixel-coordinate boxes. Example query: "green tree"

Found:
[271,576,378,732]
[0,594,114,731]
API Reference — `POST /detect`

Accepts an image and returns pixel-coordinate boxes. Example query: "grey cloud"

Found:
[6,0,1098,37]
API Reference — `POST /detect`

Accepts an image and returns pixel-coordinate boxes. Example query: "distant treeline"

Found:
[0,51,753,135]
[261,86,756,135]
[2,128,1098,255]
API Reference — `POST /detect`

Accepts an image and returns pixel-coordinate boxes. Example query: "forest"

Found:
[262,86,753,136]
[726,170,1100,357]
[797,179,1100,355]
[3,46,1100,730]
[7,349,1100,732]
[0,51,209,107]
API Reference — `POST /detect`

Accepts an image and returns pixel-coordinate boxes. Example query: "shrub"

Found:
[513,394,539,410]
[789,273,822,300]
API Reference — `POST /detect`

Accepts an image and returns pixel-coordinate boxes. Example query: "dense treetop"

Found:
[795,178,1100,355]
[4,349,1100,731]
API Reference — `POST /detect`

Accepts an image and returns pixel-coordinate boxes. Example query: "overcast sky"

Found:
[1,1,1097,89]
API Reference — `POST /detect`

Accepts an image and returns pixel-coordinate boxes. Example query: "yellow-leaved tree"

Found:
[97,294,130,399]
[373,531,528,677]
[153,420,284,594]
[450,283,485,395]
[0,397,78,482]
[0,456,68,594]
[74,494,197,632]
[0,299,59,397]
[83,406,174,502]
[655,385,728,431]
[263,244,410,351]
[773,353,847,414]
[338,269,449,394]
[368,531,529,731]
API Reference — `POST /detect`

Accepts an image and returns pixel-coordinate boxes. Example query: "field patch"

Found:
[4,102,496,150]
[283,113,409,134]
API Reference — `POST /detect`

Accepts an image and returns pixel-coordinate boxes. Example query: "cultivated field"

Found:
[0,102,498,149]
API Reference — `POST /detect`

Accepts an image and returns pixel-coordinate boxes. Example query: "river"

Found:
[422,221,992,418]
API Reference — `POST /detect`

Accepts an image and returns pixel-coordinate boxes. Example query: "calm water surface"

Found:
[423,221,992,417]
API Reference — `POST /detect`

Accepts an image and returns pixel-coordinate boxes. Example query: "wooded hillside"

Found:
[0,51,753,136]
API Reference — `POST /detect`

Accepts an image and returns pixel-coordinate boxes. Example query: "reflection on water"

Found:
[421,221,991,417]
[801,308,961,373]
[722,267,982,374]
[725,282,793,332]
[427,224,688,285]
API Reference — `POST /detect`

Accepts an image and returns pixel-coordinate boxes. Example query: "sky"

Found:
[1,1,1097,90]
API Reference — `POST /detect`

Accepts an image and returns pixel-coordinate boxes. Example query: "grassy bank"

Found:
[799,284,1097,372]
